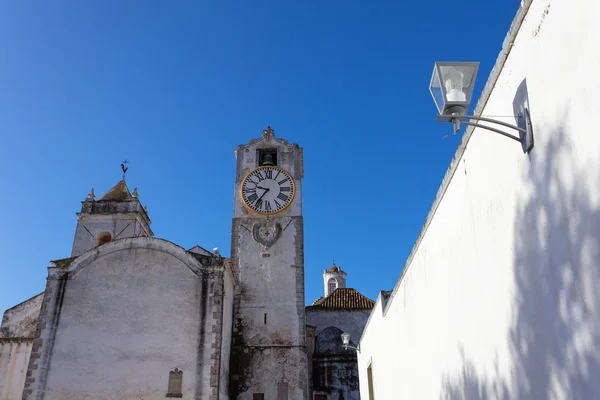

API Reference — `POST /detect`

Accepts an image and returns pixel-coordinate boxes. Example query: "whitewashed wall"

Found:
[25,238,229,400]
[358,0,600,399]
[0,341,32,400]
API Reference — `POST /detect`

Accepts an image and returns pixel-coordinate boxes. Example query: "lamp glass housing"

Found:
[430,62,479,116]
[341,332,350,346]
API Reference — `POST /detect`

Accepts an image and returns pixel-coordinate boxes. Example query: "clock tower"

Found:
[230,126,308,399]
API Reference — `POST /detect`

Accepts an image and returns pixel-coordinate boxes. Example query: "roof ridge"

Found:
[306,287,374,310]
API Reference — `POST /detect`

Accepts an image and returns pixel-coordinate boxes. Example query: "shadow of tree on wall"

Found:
[441,117,600,399]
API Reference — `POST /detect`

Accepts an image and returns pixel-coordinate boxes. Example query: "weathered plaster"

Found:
[23,237,229,400]
[306,310,369,400]
[218,260,235,400]
[0,294,43,340]
[306,310,370,347]
[71,196,152,257]
[0,340,32,400]
[0,295,43,400]
[230,130,307,399]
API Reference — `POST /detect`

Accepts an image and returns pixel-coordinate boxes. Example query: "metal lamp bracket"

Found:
[436,109,534,153]
[343,344,360,352]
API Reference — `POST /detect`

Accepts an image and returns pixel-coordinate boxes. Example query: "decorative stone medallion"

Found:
[252,222,282,248]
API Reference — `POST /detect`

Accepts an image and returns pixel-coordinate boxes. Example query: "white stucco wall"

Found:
[0,341,32,400]
[71,213,151,257]
[322,271,347,297]
[359,1,600,399]
[35,238,225,400]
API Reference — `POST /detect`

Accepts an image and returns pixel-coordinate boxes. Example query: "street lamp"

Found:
[341,332,360,352]
[430,61,534,153]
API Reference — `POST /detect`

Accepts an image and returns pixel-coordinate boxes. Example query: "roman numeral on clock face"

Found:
[247,193,258,203]
[277,193,289,202]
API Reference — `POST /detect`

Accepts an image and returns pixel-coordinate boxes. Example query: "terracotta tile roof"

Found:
[98,180,132,201]
[307,288,375,310]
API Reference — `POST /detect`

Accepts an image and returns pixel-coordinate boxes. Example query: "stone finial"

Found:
[213,247,220,256]
[144,205,148,213]
[132,187,139,198]
[262,125,275,140]
[87,188,95,201]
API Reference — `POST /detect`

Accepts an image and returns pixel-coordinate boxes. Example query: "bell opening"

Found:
[258,149,277,166]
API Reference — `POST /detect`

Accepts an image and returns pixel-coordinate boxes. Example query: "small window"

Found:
[258,149,277,166]
[97,232,112,246]
[367,363,375,400]
[166,368,183,398]
[328,278,337,294]
[253,394,265,400]
[314,395,327,400]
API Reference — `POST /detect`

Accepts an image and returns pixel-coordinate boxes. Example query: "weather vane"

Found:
[121,160,129,180]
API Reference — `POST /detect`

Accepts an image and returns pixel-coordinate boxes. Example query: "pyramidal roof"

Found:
[98,180,132,201]
[307,288,375,310]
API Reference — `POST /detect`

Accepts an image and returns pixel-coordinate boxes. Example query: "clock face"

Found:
[241,166,295,214]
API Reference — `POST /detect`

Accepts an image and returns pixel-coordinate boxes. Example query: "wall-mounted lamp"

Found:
[341,332,360,352]
[430,61,534,153]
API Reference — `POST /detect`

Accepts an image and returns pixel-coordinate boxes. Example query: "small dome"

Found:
[326,264,342,273]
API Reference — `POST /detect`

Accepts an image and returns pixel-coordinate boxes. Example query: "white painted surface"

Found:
[71,213,152,257]
[42,238,223,400]
[0,341,32,400]
[322,269,347,297]
[359,1,600,399]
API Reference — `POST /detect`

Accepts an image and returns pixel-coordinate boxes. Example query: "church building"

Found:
[0,127,373,400]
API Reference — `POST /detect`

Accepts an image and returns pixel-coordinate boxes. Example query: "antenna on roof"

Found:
[332,256,335,265]
[121,160,129,180]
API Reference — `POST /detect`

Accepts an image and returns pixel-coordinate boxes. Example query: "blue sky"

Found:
[0,1,519,313]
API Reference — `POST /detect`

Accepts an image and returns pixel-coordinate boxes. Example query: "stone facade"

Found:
[21,239,233,400]
[306,267,374,400]
[1,128,371,400]
[71,180,153,257]
[230,128,308,399]
[0,294,43,400]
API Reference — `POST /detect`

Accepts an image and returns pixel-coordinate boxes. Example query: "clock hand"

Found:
[256,186,269,190]
[256,187,270,203]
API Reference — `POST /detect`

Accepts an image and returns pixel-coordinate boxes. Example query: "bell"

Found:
[261,154,275,166]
